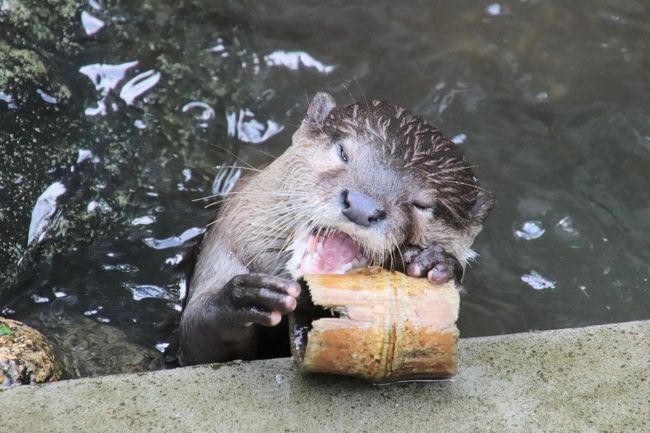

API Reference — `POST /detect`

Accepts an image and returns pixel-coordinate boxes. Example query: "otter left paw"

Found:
[403,244,463,285]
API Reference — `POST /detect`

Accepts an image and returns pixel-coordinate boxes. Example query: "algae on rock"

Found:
[0,0,257,294]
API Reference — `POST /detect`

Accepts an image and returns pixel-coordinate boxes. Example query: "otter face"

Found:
[286,92,494,277]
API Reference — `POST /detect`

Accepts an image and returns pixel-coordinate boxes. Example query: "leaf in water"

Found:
[0,325,12,336]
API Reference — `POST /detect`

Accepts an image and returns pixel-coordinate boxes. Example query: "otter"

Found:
[178,92,494,366]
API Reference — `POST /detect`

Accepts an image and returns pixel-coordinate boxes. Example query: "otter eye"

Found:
[413,201,437,214]
[337,143,349,163]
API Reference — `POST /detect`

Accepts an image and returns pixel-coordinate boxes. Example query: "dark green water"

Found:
[1,0,649,377]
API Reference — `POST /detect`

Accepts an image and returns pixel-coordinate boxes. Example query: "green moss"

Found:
[0,42,48,83]
[0,0,83,50]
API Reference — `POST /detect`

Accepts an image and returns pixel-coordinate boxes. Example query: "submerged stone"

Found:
[0,317,61,387]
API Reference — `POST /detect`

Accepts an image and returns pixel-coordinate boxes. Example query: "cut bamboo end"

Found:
[289,267,460,383]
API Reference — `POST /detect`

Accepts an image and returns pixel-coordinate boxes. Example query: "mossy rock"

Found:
[0,0,255,293]
[0,317,61,387]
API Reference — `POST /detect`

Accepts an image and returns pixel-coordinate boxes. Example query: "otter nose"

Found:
[340,190,387,227]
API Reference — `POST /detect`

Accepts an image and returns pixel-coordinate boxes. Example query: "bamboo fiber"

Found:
[290,268,459,383]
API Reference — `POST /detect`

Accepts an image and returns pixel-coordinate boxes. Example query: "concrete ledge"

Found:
[1,321,648,433]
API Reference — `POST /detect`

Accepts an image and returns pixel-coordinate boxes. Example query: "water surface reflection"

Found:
[1,0,649,376]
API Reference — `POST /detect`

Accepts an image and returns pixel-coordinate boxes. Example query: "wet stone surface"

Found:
[0,322,648,432]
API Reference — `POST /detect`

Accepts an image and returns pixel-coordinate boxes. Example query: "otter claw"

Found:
[404,244,463,285]
[215,273,301,329]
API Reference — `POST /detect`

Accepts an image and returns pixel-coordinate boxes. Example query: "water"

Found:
[1,0,649,377]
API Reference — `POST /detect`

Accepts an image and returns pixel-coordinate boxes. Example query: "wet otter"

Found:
[179,92,494,365]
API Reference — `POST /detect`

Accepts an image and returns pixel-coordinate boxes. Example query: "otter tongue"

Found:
[299,231,360,275]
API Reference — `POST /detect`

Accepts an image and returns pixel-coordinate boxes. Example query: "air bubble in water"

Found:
[556,216,578,236]
[486,3,503,16]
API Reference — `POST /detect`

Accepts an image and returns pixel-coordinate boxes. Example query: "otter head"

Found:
[286,92,494,277]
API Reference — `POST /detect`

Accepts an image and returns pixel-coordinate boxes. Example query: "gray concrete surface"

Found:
[0,321,648,433]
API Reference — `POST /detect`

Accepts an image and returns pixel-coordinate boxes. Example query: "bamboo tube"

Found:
[289,267,459,383]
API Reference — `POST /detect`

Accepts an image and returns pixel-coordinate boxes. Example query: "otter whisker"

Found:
[249,216,308,240]
[438,180,490,193]
[393,239,405,272]
[353,76,369,111]
[434,165,479,176]
[214,164,262,173]
[205,200,313,229]
[239,146,278,160]
[195,189,310,203]
[384,245,395,271]
[245,212,309,269]
[274,214,322,269]
[209,144,257,171]
[340,80,357,105]
[385,234,403,273]
[202,191,311,208]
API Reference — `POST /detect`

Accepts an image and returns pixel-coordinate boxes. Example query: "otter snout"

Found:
[340,190,386,227]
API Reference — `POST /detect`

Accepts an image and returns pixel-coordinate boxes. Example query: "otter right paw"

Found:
[217,273,301,328]
[403,244,463,285]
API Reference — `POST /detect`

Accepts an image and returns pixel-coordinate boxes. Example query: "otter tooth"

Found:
[340,262,353,273]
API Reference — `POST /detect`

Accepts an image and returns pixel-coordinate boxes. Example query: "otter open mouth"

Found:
[288,230,369,277]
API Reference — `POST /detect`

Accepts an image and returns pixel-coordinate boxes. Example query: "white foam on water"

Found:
[515,221,545,240]
[264,50,335,74]
[521,271,557,290]
[81,11,105,35]
[226,108,284,144]
[119,69,161,105]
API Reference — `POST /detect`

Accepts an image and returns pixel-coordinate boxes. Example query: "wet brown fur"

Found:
[180,93,493,364]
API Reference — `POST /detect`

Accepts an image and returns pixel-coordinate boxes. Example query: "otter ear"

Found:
[306,92,336,127]
[470,190,495,224]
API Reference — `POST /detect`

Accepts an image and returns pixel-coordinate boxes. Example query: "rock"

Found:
[0,317,61,387]
[38,315,164,378]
